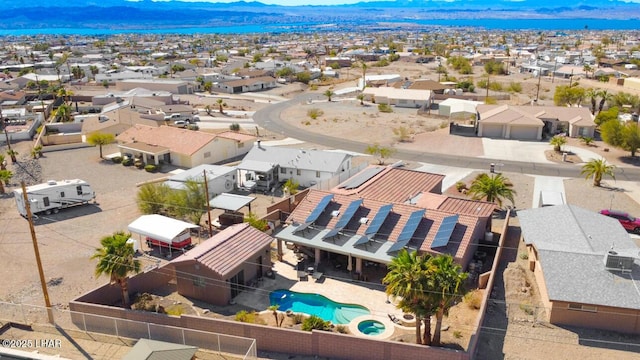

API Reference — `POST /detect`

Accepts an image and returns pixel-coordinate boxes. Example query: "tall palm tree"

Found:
[55,103,72,122]
[467,173,516,208]
[597,89,612,114]
[585,88,598,115]
[91,232,141,307]
[6,149,18,163]
[383,249,436,345]
[430,255,468,346]
[581,158,615,187]
[216,98,226,114]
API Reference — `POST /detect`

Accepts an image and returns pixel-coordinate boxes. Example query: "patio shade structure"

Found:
[208,193,256,212]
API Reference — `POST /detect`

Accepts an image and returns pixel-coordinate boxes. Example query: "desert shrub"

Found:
[378,103,393,113]
[304,120,311,126]
[111,156,122,164]
[455,181,467,192]
[235,310,265,324]
[144,164,157,173]
[122,158,133,166]
[489,82,503,91]
[293,313,305,324]
[519,252,529,260]
[507,82,522,93]
[307,108,324,119]
[453,330,463,339]
[519,303,535,316]
[187,124,199,131]
[301,315,331,331]
[463,290,482,310]
[229,122,241,131]
[165,305,184,316]
[336,325,348,334]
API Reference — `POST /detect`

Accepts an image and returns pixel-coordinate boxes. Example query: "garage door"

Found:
[482,124,504,138]
[509,126,539,140]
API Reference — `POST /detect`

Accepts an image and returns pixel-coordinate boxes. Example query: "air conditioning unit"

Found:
[603,250,634,272]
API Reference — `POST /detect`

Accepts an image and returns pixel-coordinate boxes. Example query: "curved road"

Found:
[254,94,640,181]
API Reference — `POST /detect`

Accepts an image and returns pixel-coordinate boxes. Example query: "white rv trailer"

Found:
[14,179,96,217]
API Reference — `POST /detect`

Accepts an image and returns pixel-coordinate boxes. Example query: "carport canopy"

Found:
[128,214,199,244]
[208,193,255,212]
[237,159,276,173]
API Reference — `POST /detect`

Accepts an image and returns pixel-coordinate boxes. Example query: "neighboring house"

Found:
[92,88,174,106]
[165,164,237,197]
[116,125,255,168]
[237,143,353,191]
[361,87,432,109]
[518,205,640,334]
[407,79,448,94]
[95,70,152,83]
[274,165,495,272]
[170,223,273,306]
[476,105,595,140]
[438,98,483,118]
[214,76,277,94]
[116,79,194,94]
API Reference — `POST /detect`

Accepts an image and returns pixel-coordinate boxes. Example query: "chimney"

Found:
[257,140,261,148]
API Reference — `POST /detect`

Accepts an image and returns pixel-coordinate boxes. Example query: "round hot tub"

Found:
[357,320,386,336]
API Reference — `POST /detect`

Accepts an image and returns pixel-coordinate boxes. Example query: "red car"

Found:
[599,209,640,234]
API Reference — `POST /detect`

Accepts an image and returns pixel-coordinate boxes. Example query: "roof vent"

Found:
[47,180,56,185]
[331,210,340,217]
[604,250,634,273]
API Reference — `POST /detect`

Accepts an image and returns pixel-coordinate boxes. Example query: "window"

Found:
[76,186,83,195]
[296,169,301,176]
[60,192,65,198]
[567,303,597,312]
[43,197,50,207]
[316,171,320,178]
[204,151,211,158]
[193,276,206,287]
[280,167,286,174]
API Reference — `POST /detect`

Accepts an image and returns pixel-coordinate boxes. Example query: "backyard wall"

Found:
[69,299,469,360]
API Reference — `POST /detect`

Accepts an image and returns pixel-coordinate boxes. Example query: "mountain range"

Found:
[1,0,639,30]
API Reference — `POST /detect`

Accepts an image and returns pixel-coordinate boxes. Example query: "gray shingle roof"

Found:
[518,205,640,309]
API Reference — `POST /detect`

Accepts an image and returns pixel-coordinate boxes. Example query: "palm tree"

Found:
[0,169,12,193]
[549,135,567,152]
[361,62,368,89]
[467,173,516,208]
[6,149,18,163]
[91,232,141,307]
[581,158,615,187]
[86,132,115,159]
[216,98,226,114]
[383,249,436,345]
[430,255,468,346]
[357,93,365,105]
[55,104,72,122]
[0,154,6,170]
[585,88,598,115]
[323,90,334,102]
[204,105,212,115]
[597,89,612,114]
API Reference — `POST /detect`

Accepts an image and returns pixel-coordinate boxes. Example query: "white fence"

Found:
[0,301,257,360]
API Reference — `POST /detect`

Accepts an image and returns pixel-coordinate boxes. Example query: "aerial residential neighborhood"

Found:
[2,6,640,359]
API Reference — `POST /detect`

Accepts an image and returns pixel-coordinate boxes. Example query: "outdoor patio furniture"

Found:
[312,272,324,281]
[297,270,308,280]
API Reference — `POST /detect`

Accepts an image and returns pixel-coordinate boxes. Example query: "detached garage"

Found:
[476,104,543,140]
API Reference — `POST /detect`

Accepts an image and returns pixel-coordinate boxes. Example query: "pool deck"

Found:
[233,248,411,338]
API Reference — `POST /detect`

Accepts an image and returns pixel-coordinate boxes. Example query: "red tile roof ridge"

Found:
[178,223,250,261]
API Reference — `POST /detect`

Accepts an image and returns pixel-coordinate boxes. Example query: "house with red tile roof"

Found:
[274,165,494,274]
[116,124,255,168]
[170,223,272,306]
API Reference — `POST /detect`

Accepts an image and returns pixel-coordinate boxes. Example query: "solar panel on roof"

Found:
[387,237,411,253]
[396,209,426,243]
[322,228,340,240]
[353,235,371,246]
[333,199,363,230]
[339,167,384,190]
[365,204,393,236]
[431,214,459,248]
[305,194,334,224]
[388,209,425,253]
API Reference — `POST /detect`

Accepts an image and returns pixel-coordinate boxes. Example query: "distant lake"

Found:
[0,18,636,36]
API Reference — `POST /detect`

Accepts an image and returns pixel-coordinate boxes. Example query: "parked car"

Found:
[599,209,640,233]
[174,120,188,128]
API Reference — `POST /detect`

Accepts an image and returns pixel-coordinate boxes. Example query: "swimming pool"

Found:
[269,289,370,324]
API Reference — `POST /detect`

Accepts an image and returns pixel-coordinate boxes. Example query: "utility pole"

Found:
[535,69,542,104]
[0,106,14,156]
[485,72,490,101]
[203,170,213,237]
[551,57,558,83]
[21,181,54,324]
